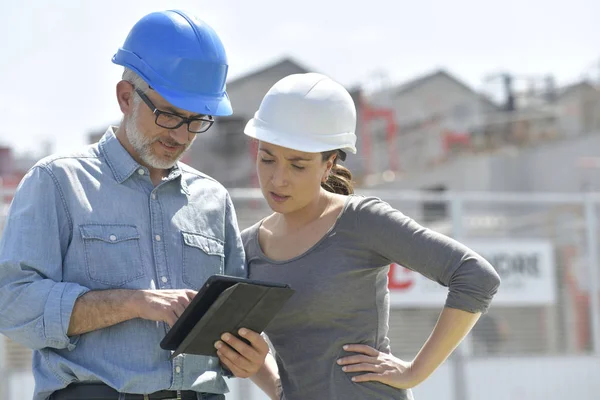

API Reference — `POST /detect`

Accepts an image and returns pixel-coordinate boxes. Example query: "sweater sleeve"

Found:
[355,196,501,313]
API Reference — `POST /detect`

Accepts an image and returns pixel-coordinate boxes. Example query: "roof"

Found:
[556,80,598,99]
[226,56,312,87]
[390,68,500,109]
[393,69,449,95]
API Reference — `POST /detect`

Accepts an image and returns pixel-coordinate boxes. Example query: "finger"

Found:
[178,294,191,308]
[214,340,253,372]
[221,332,263,363]
[237,328,270,355]
[185,290,197,300]
[220,332,267,372]
[172,303,186,319]
[350,372,386,383]
[341,363,383,373]
[343,344,380,357]
[166,311,178,328]
[337,355,377,366]
[217,350,249,378]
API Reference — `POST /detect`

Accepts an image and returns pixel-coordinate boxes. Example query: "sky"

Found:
[1,0,599,157]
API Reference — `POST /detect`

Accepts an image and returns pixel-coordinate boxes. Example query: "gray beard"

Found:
[124,104,192,170]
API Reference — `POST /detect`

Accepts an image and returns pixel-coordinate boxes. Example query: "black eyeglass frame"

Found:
[134,87,214,133]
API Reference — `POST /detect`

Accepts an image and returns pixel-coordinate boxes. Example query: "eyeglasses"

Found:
[134,88,214,133]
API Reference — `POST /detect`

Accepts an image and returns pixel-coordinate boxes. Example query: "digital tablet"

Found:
[160,274,294,358]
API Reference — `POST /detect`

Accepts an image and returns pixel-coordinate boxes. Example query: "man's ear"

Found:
[116,80,135,115]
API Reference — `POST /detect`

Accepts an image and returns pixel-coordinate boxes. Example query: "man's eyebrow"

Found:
[159,104,207,119]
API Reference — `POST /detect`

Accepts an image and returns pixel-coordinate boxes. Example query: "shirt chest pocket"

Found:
[79,224,145,287]
[181,231,224,290]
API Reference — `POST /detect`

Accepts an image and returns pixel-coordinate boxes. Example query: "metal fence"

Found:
[231,188,600,354]
[1,186,599,399]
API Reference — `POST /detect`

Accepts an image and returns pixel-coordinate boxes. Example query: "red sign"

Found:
[388,263,415,290]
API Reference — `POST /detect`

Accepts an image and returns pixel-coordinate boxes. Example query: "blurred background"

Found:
[1,0,600,399]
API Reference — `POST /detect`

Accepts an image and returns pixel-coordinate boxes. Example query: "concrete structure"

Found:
[365,76,600,194]
[363,69,500,175]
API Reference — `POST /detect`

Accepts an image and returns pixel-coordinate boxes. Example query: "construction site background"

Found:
[2,58,600,400]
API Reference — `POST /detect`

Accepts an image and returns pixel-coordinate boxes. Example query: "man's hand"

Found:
[214,328,269,378]
[68,289,196,336]
[132,289,197,327]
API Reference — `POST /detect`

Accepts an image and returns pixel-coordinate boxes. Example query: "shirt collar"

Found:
[99,127,189,194]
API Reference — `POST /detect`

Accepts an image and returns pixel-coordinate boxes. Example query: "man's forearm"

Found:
[67,290,140,336]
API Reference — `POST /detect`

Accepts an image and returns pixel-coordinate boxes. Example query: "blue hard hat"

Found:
[112,10,232,116]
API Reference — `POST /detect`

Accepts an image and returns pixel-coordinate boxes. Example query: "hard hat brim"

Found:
[156,85,233,117]
[244,118,357,155]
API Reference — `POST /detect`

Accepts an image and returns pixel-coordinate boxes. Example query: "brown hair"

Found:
[320,150,354,195]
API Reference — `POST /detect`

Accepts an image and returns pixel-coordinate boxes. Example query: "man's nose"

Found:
[170,125,191,145]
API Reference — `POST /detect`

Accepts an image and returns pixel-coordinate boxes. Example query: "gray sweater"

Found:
[242,195,501,400]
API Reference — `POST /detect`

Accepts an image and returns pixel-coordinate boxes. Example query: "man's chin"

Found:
[141,154,178,170]
[146,148,185,168]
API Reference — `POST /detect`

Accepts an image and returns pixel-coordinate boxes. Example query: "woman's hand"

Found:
[337,344,420,389]
[339,308,481,390]
[214,328,270,378]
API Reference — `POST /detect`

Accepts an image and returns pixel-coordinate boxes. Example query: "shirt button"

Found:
[109,235,117,241]
[175,366,181,373]
[137,169,145,175]
[151,193,156,200]
[161,276,168,283]
[155,235,161,241]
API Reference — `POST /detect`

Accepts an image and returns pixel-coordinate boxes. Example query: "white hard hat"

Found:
[244,73,357,155]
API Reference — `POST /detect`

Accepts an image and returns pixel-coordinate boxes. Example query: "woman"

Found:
[215,73,501,399]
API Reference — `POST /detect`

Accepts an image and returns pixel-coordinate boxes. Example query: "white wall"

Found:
[8,371,34,400]
[466,356,600,400]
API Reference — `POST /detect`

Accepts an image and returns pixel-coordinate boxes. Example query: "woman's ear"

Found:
[322,154,337,183]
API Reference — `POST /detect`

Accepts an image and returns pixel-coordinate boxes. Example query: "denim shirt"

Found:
[0,128,246,400]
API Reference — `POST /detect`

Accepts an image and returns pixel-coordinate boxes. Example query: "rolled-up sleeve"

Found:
[443,253,501,313]
[42,282,89,350]
[0,165,89,351]
[356,197,501,313]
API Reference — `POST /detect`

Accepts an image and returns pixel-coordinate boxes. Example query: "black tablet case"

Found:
[160,275,294,358]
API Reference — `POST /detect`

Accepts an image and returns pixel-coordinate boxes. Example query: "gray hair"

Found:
[122,68,149,106]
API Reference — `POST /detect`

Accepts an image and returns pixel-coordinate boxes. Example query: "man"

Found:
[0,10,268,400]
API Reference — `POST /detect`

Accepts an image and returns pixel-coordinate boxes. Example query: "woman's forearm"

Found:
[411,307,481,384]
[250,353,281,400]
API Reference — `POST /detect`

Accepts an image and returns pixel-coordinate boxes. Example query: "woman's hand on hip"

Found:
[337,344,420,389]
